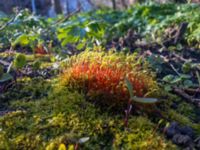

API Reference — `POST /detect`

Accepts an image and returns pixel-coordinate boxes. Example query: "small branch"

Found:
[55,7,81,25]
[183,88,200,94]
[0,59,10,66]
[170,64,181,76]
[172,52,190,62]
[173,87,200,107]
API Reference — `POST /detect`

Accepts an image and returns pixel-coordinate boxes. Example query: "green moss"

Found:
[168,109,200,134]
[176,102,196,120]
[13,53,27,69]
[0,77,51,109]
[168,109,192,126]
[0,87,176,150]
[112,117,175,150]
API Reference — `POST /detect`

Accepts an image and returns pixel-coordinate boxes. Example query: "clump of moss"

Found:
[13,53,27,69]
[61,50,159,107]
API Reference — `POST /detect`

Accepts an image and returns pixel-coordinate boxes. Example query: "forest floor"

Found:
[0,3,200,150]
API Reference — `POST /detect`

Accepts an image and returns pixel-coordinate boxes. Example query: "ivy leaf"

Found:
[68,26,86,39]
[88,21,100,32]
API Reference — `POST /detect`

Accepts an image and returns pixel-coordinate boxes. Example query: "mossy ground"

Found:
[0,78,177,150]
[1,4,200,149]
[1,51,200,150]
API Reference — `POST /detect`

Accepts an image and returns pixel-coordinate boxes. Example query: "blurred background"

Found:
[0,0,200,17]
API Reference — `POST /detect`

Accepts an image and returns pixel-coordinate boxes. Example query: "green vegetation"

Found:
[0,84,177,150]
[0,4,200,51]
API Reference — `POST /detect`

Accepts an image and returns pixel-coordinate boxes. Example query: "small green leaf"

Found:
[125,77,157,104]
[76,42,85,50]
[131,97,158,104]
[125,77,134,98]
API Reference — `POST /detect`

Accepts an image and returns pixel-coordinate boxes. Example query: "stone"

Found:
[165,121,180,138]
[172,134,193,147]
[179,126,195,139]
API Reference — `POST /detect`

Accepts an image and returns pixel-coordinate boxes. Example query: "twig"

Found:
[170,64,181,76]
[0,59,10,66]
[183,88,200,94]
[172,52,190,62]
[40,8,81,36]
[173,87,200,107]
[54,7,81,25]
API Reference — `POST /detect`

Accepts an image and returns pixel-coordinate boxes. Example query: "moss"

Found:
[0,77,51,109]
[13,53,27,69]
[168,109,200,134]
[113,118,177,150]
[168,109,192,126]
[60,50,160,108]
[0,87,176,150]
[176,102,196,120]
